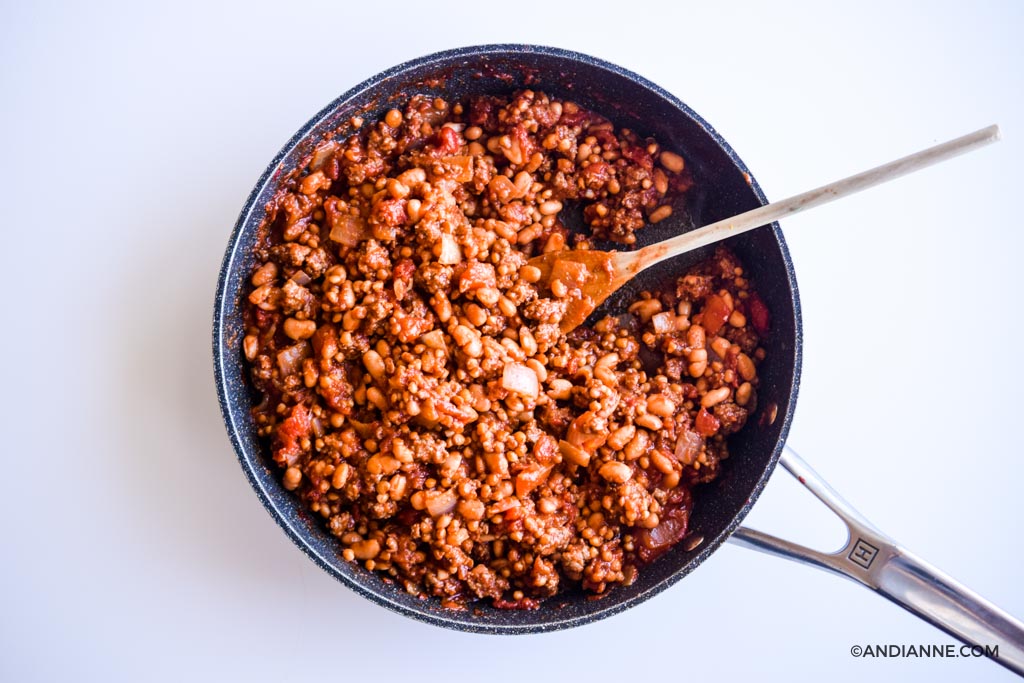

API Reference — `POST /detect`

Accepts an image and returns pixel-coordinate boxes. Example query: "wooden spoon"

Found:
[529,125,1000,333]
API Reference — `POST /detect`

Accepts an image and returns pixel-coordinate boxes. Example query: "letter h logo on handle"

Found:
[849,538,880,569]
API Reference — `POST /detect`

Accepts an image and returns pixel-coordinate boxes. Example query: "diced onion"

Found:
[438,234,462,265]
[674,429,703,463]
[441,155,473,183]
[425,488,458,517]
[289,271,312,286]
[651,311,675,334]
[309,140,339,171]
[502,363,539,399]
[276,342,309,376]
[329,214,368,247]
[644,510,688,549]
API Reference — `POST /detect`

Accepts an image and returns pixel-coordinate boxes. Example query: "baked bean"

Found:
[332,463,350,489]
[386,178,409,199]
[452,325,473,347]
[659,150,685,173]
[248,283,279,311]
[526,358,547,383]
[559,440,590,467]
[366,454,400,475]
[366,386,388,410]
[283,466,302,490]
[463,337,483,358]
[243,334,258,361]
[547,378,573,400]
[351,538,381,560]
[635,414,663,431]
[251,262,277,286]
[687,324,706,349]
[607,424,636,451]
[737,353,756,381]
[543,232,565,253]
[284,318,316,340]
[651,451,674,475]
[539,200,562,215]
[476,287,500,306]
[628,298,662,322]
[362,349,386,380]
[302,359,318,388]
[520,264,542,283]
[624,431,649,460]
[701,387,731,408]
[519,327,537,356]
[599,461,632,484]
[653,168,669,195]
[498,296,517,317]
[465,303,487,327]
[711,336,731,359]
[649,205,672,223]
[594,353,620,386]
[457,499,485,521]
[646,394,676,417]
[397,168,426,186]
[389,474,408,500]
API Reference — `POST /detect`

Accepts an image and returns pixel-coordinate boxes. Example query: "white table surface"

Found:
[4,2,1022,680]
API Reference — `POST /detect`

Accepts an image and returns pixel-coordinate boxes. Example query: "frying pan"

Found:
[212,44,1024,675]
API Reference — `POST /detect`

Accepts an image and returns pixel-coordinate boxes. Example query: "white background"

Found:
[3,1,1022,680]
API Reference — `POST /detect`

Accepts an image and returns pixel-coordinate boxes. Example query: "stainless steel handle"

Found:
[730,446,1024,677]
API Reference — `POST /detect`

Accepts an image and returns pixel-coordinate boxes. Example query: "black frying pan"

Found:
[212,45,1023,673]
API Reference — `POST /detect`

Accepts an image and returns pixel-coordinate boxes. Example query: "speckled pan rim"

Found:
[213,43,803,634]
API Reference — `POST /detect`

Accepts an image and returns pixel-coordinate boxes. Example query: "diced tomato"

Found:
[372,198,407,227]
[620,143,653,169]
[275,403,311,465]
[636,506,689,563]
[310,324,338,360]
[254,308,277,330]
[701,293,731,336]
[579,160,612,189]
[457,261,497,292]
[558,108,588,127]
[550,259,589,289]
[515,463,552,498]
[510,124,535,162]
[436,125,461,155]
[317,363,353,414]
[532,434,559,465]
[695,407,720,437]
[748,292,771,336]
[393,258,415,282]
[393,309,433,343]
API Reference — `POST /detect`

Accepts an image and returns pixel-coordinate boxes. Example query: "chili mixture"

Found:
[242,90,769,607]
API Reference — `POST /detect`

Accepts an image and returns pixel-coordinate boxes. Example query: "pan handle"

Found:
[730,446,1024,677]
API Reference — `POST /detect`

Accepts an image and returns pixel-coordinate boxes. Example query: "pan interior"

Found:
[214,45,801,633]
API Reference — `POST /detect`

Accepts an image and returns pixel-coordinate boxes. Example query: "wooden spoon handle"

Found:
[635,124,1001,271]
